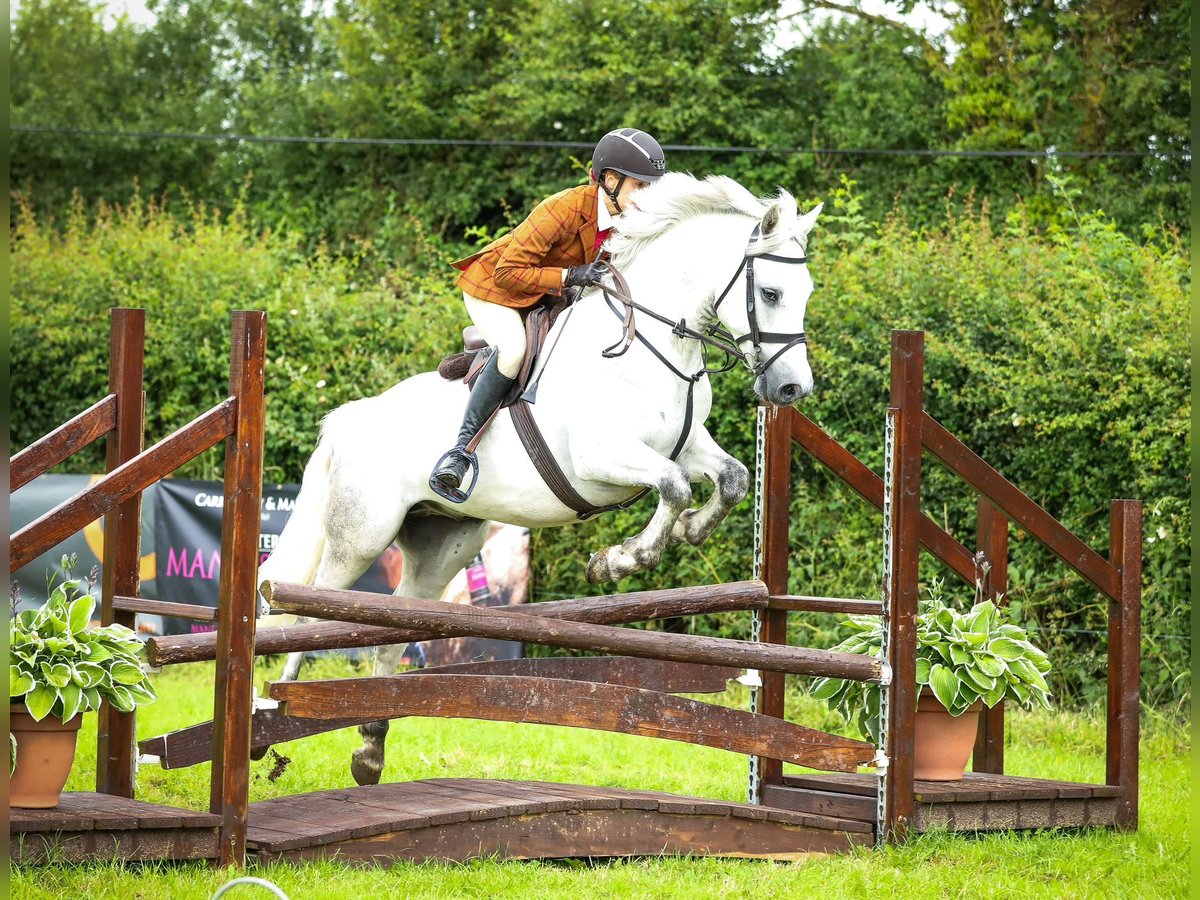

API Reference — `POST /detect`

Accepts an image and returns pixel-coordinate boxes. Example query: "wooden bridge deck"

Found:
[244,778,872,863]
[763,773,1122,833]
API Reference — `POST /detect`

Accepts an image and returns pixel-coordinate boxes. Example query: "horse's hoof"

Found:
[586,551,612,584]
[350,752,383,786]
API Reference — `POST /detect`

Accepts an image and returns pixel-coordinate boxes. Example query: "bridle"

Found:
[598,221,810,379]
[710,222,810,377]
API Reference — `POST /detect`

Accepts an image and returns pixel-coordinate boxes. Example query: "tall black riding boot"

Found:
[429,353,516,499]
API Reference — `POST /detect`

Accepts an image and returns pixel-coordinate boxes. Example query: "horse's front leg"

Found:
[669,424,750,547]
[572,437,692,584]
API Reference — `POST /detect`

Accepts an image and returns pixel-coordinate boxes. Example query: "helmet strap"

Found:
[602,172,627,215]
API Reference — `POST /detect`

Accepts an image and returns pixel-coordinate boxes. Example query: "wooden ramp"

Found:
[245,778,873,864]
[10,793,220,864]
[763,773,1122,833]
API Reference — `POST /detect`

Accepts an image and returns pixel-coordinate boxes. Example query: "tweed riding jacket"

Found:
[452,183,603,309]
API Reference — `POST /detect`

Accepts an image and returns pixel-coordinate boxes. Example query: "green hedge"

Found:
[10,188,1189,708]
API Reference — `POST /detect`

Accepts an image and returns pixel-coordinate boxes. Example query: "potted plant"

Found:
[9,556,158,808]
[809,575,1052,781]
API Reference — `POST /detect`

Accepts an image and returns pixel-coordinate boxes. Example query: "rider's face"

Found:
[603,172,651,212]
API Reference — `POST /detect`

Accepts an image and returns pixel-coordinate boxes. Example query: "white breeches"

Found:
[464,293,526,378]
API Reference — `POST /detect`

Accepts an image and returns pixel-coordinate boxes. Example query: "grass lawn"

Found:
[11,654,1190,899]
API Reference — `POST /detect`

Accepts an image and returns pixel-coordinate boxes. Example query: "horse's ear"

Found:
[761,202,783,236]
[796,202,823,236]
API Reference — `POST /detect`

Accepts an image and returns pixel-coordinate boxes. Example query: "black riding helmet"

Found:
[591,128,666,213]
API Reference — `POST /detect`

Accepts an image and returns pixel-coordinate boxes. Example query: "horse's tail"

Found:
[257,429,334,597]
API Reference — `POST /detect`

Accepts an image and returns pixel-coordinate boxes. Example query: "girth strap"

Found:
[508,381,696,521]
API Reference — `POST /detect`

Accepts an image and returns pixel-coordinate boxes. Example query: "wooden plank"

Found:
[754,403,794,795]
[112,595,218,622]
[790,409,977,586]
[418,656,740,694]
[882,331,924,844]
[269,674,878,774]
[10,400,236,574]
[921,413,1120,600]
[140,657,738,770]
[262,582,883,682]
[210,311,268,867]
[10,394,117,492]
[973,498,1008,775]
[97,307,145,800]
[1107,499,1142,829]
[150,581,771,666]
[760,783,877,822]
[768,595,883,616]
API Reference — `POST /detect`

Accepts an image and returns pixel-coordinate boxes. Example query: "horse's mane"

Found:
[606,173,805,268]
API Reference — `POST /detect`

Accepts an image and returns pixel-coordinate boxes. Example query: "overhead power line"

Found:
[10,125,1188,159]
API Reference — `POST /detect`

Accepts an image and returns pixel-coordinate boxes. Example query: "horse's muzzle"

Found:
[757,375,813,406]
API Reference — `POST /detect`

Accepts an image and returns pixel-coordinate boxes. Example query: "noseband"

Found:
[711,222,809,378]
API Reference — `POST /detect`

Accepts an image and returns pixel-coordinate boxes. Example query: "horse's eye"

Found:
[761,287,782,303]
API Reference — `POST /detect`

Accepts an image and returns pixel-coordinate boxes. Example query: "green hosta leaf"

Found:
[960,631,987,647]
[988,638,1024,660]
[74,663,105,688]
[17,609,38,629]
[949,645,970,666]
[963,667,997,692]
[40,662,72,689]
[9,668,34,697]
[809,678,842,702]
[976,654,1005,678]
[68,594,96,635]
[111,662,145,686]
[25,684,59,721]
[983,682,1007,708]
[929,663,958,711]
[1008,681,1031,706]
[108,685,136,713]
[59,683,84,720]
[83,643,113,663]
[126,681,157,704]
[82,687,101,712]
[915,657,931,685]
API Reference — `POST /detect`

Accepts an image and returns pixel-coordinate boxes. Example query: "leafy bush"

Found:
[9,556,157,722]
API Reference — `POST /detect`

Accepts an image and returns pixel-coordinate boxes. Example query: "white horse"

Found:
[259,173,822,785]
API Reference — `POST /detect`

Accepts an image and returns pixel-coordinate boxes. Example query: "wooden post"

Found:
[209,312,267,866]
[96,308,145,798]
[1107,499,1141,829]
[973,498,1008,774]
[882,330,923,844]
[752,404,794,800]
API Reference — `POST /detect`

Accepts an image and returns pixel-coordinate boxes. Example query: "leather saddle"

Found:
[436,298,569,405]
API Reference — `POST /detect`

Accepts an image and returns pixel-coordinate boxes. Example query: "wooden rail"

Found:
[148,580,773,666]
[270,674,878,773]
[10,395,118,493]
[10,401,236,573]
[262,581,884,682]
[140,658,741,770]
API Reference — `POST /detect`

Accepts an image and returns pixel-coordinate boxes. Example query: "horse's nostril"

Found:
[778,384,799,402]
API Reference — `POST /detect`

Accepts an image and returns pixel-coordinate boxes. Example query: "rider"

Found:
[429,127,667,498]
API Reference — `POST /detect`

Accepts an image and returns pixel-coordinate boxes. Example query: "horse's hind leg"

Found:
[669,424,749,547]
[350,514,491,787]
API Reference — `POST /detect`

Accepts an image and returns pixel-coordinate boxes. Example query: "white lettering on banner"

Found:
[194,492,225,508]
[259,533,278,551]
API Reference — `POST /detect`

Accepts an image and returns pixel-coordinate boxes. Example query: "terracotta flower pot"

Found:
[912,691,982,782]
[9,703,83,808]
